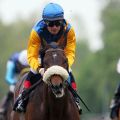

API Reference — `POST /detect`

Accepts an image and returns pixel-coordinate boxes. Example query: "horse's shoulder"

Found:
[15,73,28,95]
[31,81,47,96]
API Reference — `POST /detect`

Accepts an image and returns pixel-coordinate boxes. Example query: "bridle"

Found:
[42,47,69,98]
[45,48,64,53]
[44,47,68,70]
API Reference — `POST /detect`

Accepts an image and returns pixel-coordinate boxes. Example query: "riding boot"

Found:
[113,83,120,108]
[69,72,82,114]
[13,71,41,113]
[13,88,29,113]
[110,84,120,119]
[0,91,13,114]
[74,95,82,114]
[71,82,82,114]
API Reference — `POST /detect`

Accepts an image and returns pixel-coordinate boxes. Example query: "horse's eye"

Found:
[43,62,49,68]
[62,59,68,65]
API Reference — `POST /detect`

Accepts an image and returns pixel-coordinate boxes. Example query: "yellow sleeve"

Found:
[27,29,41,71]
[64,27,76,68]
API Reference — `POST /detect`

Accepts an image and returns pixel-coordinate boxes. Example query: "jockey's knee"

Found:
[69,72,77,90]
[24,70,42,89]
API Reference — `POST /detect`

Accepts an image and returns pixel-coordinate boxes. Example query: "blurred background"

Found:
[0,0,120,119]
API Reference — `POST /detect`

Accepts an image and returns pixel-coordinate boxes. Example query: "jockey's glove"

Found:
[37,67,44,76]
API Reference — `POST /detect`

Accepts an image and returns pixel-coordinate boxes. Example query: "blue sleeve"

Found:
[5,61,17,85]
[67,75,71,84]
[67,72,71,84]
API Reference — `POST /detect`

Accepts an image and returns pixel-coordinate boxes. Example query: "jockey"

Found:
[13,3,82,114]
[110,58,120,119]
[0,50,29,114]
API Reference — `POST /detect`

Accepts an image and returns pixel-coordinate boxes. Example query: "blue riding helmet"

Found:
[42,3,64,21]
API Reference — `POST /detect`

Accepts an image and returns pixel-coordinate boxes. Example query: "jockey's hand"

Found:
[10,85,15,93]
[39,68,45,76]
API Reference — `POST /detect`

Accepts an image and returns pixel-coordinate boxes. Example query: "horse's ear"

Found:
[59,45,64,50]
[57,39,66,50]
[45,44,51,51]
[49,42,59,49]
[58,43,65,50]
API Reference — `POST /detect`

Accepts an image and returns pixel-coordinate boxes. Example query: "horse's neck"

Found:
[47,88,71,119]
[48,88,69,104]
[118,108,120,120]
[28,84,80,120]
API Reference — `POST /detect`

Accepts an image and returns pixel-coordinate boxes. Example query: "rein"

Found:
[45,48,64,53]
[66,81,91,112]
[22,79,43,99]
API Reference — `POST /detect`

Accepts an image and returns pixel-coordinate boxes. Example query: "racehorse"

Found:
[118,109,120,120]
[116,108,120,120]
[0,68,30,120]
[112,109,120,120]
[11,42,80,120]
[0,94,13,120]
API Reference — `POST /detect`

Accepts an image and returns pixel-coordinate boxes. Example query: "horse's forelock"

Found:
[43,65,69,84]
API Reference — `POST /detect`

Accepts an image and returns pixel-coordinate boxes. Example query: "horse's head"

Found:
[42,42,69,98]
[43,42,68,70]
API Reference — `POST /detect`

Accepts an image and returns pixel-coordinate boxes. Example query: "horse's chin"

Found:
[49,75,65,98]
[54,88,65,98]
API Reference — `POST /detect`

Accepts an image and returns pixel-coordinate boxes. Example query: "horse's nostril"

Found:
[52,84,61,90]
[56,91,61,95]
[60,83,63,88]
[51,83,64,98]
[50,75,63,86]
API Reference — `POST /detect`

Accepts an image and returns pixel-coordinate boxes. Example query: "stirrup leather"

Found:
[75,97,82,114]
[14,97,27,112]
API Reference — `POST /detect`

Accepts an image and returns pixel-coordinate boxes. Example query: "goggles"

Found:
[45,20,63,27]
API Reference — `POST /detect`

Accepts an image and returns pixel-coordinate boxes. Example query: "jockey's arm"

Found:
[27,29,41,71]
[5,60,17,85]
[64,27,76,68]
